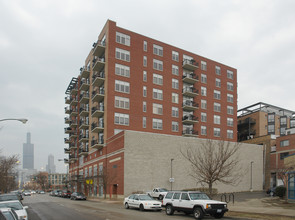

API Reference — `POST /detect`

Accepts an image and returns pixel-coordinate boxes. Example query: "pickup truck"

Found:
[147,188,169,200]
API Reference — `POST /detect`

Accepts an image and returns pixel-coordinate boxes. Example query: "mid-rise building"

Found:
[64,20,238,197]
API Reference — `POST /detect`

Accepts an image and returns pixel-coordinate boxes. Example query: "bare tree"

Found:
[97,165,117,199]
[181,139,241,196]
[36,172,48,191]
[0,153,19,193]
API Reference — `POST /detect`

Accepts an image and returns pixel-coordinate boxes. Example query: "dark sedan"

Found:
[70,192,86,200]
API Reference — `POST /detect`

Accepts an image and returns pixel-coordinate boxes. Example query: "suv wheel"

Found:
[193,207,204,219]
[165,204,174,215]
[158,195,163,200]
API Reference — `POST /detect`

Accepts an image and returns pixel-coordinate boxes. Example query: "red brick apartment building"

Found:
[64,20,237,198]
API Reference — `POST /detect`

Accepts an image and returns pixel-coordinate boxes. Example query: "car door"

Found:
[178,192,193,211]
[128,195,135,207]
[171,192,181,210]
[133,195,140,208]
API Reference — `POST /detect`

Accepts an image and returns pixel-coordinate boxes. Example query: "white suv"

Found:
[162,191,228,219]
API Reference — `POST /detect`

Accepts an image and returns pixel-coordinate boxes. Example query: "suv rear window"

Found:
[165,192,173,199]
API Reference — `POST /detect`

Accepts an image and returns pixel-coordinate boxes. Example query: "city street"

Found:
[23,194,250,220]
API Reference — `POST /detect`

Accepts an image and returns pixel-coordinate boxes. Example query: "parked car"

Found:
[0,200,28,220]
[0,194,23,204]
[61,190,71,198]
[22,191,31,196]
[124,194,162,211]
[70,192,86,200]
[30,190,36,194]
[0,208,19,220]
[162,191,228,219]
[147,188,169,200]
[38,190,45,194]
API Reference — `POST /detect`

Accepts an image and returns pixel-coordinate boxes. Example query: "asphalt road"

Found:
[23,194,252,220]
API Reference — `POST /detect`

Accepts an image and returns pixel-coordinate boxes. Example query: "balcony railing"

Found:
[64,127,72,134]
[65,96,71,104]
[182,87,199,97]
[92,71,105,87]
[93,40,106,57]
[79,134,89,142]
[80,66,90,79]
[65,107,70,114]
[182,101,199,111]
[69,143,77,149]
[79,147,89,156]
[70,86,78,95]
[92,57,105,72]
[92,89,105,103]
[182,129,198,137]
[91,106,104,118]
[69,119,78,128]
[80,93,90,104]
[182,115,199,124]
[70,107,78,117]
[64,158,69,163]
[91,122,104,133]
[64,138,71,144]
[79,120,89,129]
[182,73,199,84]
[64,117,71,124]
[79,106,89,117]
[91,139,104,150]
[64,148,71,154]
[182,59,199,71]
[80,78,90,91]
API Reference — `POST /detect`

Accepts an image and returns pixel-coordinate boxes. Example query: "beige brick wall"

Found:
[123,130,263,196]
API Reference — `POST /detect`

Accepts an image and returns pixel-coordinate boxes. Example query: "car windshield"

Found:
[0,202,23,210]
[2,211,16,220]
[139,195,154,200]
[189,193,210,200]
[158,188,168,192]
[0,195,18,201]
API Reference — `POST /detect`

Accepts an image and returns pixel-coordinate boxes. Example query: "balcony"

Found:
[92,89,105,103]
[182,87,199,98]
[80,78,90,91]
[182,101,199,111]
[79,135,89,143]
[92,57,105,72]
[64,138,71,144]
[91,106,104,118]
[80,66,90,79]
[70,119,78,128]
[64,158,69,163]
[182,129,198,137]
[70,96,78,106]
[69,143,77,149]
[80,93,90,104]
[182,73,199,84]
[182,59,199,71]
[79,106,89,117]
[91,122,104,133]
[70,108,78,117]
[65,96,71,104]
[92,71,105,87]
[64,127,72,134]
[64,117,71,124]
[69,155,78,163]
[64,148,71,154]
[91,139,104,150]
[79,120,89,130]
[182,115,199,125]
[79,148,89,156]
[69,132,77,139]
[70,87,78,96]
[93,40,106,57]
[65,107,70,114]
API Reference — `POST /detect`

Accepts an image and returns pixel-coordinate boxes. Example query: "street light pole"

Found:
[250,161,254,192]
[0,118,28,124]
[170,159,174,191]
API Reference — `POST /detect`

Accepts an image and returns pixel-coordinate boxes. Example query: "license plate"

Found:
[217,209,222,213]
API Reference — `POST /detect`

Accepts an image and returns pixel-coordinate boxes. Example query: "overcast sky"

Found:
[1,0,294,173]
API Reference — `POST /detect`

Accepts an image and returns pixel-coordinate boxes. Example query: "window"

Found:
[201,74,207,83]
[153,118,163,130]
[291,119,295,128]
[280,152,289,160]
[153,89,163,100]
[115,80,130,93]
[172,93,179,104]
[116,32,130,46]
[172,65,179,75]
[214,103,221,112]
[227,70,233,79]
[227,106,234,115]
[115,63,130,77]
[143,101,146,112]
[280,140,289,147]
[172,107,179,118]
[143,71,147,82]
[172,51,179,61]
[172,121,179,132]
[227,130,233,139]
[227,94,234,103]
[143,41,147,51]
[201,100,207,110]
[268,124,275,133]
[214,115,221,124]
[268,114,275,123]
[201,112,207,122]
[280,127,286,135]
[216,78,221,87]
[153,103,163,115]
[143,56,147,67]
[153,59,163,71]
[115,48,130,62]
[115,96,129,109]
[172,79,179,89]
[227,118,234,127]
[215,66,221,75]
[114,113,129,126]
[153,73,163,85]
[214,128,221,137]
[201,87,207,96]
[153,44,163,56]
[143,86,147,97]
[214,90,221,100]
[227,82,234,91]
[201,126,207,135]
[280,116,287,125]
[201,61,207,71]
[143,117,146,128]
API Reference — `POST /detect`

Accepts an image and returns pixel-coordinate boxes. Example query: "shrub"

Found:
[275,186,286,198]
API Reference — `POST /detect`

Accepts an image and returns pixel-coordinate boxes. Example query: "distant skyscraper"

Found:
[23,132,34,169]
[46,154,56,174]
